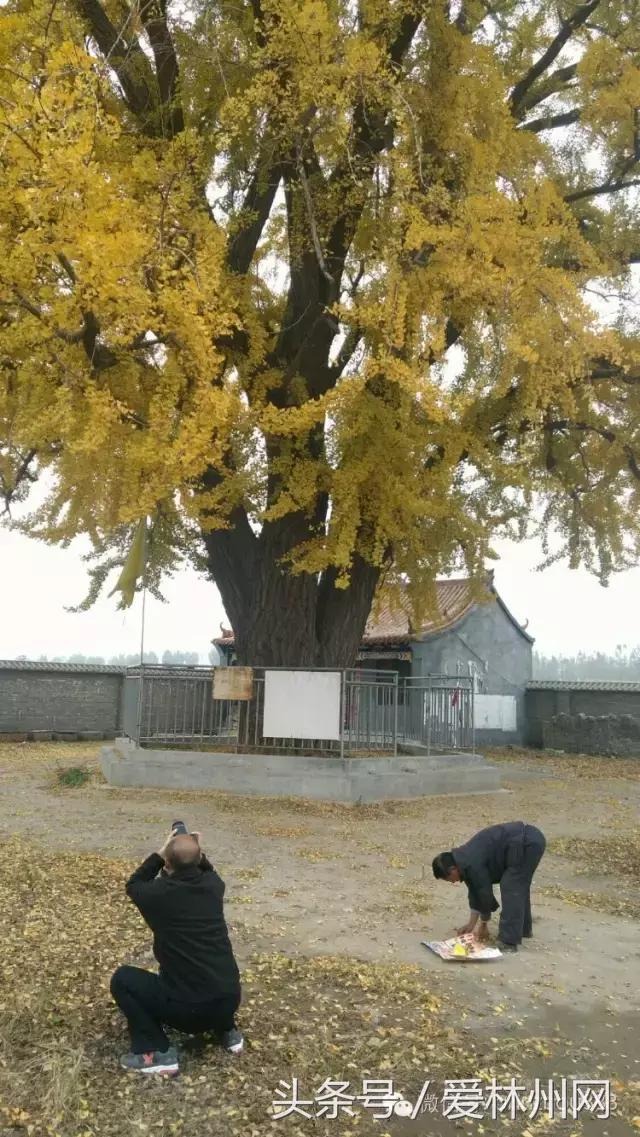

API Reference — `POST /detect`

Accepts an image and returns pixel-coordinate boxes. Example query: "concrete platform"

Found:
[101,739,501,802]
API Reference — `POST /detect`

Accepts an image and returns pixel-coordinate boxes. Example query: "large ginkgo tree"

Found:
[1,0,639,664]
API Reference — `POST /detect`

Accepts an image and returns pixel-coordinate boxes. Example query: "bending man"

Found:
[111,828,242,1074]
[432,821,546,951]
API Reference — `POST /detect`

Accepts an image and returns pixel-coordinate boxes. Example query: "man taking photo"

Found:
[111,826,242,1075]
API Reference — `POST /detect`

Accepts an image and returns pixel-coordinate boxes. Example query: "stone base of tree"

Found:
[101,740,501,802]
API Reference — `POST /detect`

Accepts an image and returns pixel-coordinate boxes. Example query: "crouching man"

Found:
[432,821,546,951]
[111,828,242,1075]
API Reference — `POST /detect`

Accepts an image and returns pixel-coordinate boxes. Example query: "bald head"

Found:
[164,833,201,872]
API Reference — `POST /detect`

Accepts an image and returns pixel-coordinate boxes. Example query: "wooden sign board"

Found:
[213,666,254,701]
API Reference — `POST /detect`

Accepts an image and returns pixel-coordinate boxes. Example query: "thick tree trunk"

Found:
[203,518,381,667]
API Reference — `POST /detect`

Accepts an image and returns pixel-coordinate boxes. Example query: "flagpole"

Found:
[135,517,149,746]
[139,564,147,667]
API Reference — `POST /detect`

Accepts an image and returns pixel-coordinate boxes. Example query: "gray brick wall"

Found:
[7,665,639,756]
[543,712,640,757]
[525,686,640,748]
[0,668,124,736]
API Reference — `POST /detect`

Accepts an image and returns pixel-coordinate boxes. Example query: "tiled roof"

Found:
[0,659,125,674]
[363,578,475,644]
[527,679,640,692]
[214,576,533,648]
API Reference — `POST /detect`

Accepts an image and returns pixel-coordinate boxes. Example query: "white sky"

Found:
[1,523,639,661]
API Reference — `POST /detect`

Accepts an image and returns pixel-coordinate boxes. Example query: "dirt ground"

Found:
[0,742,638,1137]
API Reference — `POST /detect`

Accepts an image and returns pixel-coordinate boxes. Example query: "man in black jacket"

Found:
[111,829,242,1074]
[432,821,546,951]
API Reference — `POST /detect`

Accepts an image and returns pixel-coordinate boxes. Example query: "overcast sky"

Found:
[1,523,639,661]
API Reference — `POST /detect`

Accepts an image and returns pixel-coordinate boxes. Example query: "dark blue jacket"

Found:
[452,821,529,920]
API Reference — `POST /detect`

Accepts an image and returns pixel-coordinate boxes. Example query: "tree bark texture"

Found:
[203,518,381,668]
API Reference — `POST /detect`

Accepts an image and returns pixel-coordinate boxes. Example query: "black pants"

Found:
[110,965,240,1054]
[498,825,546,945]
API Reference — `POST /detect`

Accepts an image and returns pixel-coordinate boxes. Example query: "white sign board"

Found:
[473,694,517,732]
[263,670,342,741]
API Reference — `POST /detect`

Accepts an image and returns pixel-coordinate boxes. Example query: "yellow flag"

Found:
[110,518,147,608]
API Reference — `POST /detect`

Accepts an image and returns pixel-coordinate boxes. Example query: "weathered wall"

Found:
[7,663,640,759]
[542,712,640,757]
[525,686,640,749]
[412,599,533,744]
[0,664,124,737]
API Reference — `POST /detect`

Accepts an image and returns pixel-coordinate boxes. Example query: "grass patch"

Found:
[56,765,92,788]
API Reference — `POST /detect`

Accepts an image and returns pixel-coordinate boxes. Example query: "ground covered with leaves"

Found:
[0,742,639,1136]
[0,838,547,1137]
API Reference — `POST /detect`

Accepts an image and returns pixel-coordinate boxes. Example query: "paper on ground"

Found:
[421,933,502,961]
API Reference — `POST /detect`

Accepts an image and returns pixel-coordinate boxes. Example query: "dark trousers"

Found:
[498,825,546,945]
[111,965,240,1054]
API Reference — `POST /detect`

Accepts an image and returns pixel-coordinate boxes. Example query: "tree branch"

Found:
[295,149,334,287]
[330,325,363,379]
[79,310,118,369]
[521,108,580,133]
[324,14,424,283]
[565,177,640,203]
[315,550,383,667]
[548,419,640,482]
[248,0,267,47]
[389,12,422,68]
[588,359,640,383]
[549,419,614,443]
[73,0,159,132]
[513,63,578,116]
[427,317,463,366]
[227,155,284,275]
[0,448,38,515]
[509,0,600,114]
[138,0,184,137]
[12,289,119,370]
[13,290,85,344]
[199,464,259,618]
[454,0,494,36]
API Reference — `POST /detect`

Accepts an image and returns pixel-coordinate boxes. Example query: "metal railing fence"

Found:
[122,665,474,756]
[398,675,475,753]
